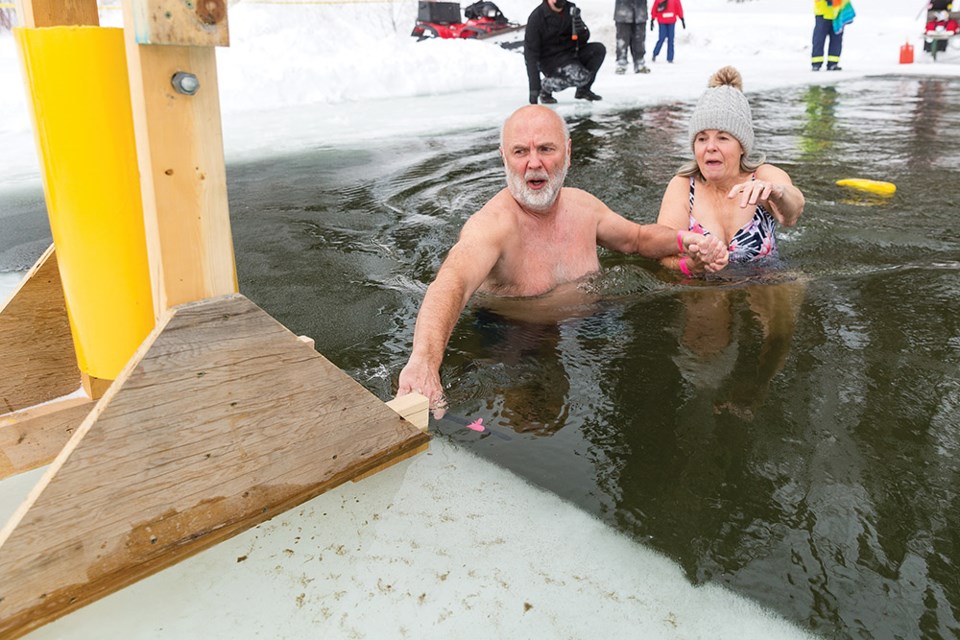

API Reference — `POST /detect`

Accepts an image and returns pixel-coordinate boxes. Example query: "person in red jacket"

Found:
[650,0,684,63]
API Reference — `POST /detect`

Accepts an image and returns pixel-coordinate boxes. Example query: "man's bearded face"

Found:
[505,154,569,213]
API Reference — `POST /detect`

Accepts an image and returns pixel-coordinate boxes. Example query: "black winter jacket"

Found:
[524,1,590,93]
[614,0,647,24]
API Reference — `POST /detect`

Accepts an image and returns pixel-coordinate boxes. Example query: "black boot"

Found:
[575,88,602,101]
[539,90,557,104]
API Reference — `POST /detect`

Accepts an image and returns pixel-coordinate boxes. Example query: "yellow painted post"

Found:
[14,26,155,380]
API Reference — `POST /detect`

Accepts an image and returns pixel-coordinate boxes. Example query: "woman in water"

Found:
[656,66,805,277]
[658,66,808,421]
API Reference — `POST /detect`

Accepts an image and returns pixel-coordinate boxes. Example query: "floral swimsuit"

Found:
[688,176,777,263]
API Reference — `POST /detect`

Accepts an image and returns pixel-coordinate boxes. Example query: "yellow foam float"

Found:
[836,178,897,196]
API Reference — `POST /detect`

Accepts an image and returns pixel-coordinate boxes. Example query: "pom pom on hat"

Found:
[688,66,755,157]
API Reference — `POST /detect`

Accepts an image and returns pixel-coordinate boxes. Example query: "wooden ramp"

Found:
[0,396,94,480]
[0,293,429,638]
[0,245,80,415]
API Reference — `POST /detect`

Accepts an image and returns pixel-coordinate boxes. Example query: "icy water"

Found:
[3,76,959,639]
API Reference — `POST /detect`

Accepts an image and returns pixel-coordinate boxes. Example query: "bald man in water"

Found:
[396,105,728,413]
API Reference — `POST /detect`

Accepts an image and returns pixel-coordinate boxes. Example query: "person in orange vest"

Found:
[812,0,848,71]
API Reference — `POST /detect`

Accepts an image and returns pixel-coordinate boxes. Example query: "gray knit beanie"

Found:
[688,66,754,157]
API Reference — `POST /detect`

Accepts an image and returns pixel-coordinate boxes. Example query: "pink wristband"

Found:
[679,256,693,277]
[676,230,685,253]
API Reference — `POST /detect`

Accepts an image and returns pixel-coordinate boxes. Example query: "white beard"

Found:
[505,159,569,213]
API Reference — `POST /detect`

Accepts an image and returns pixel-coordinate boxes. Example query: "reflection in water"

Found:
[676,278,806,422]
[471,309,570,435]
[909,78,947,168]
[798,85,838,162]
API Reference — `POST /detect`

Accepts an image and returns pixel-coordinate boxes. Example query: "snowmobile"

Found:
[411,1,525,50]
[919,0,959,60]
[923,9,959,59]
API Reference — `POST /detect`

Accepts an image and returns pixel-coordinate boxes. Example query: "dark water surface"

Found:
[4,77,959,639]
[227,76,960,640]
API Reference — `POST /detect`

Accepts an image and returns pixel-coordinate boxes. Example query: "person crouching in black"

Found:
[525,0,605,104]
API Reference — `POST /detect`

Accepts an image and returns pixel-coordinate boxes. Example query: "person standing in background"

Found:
[650,0,685,63]
[811,0,855,71]
[614,0,651,74]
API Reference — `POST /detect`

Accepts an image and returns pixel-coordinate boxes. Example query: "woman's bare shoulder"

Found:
[755,163,792,183]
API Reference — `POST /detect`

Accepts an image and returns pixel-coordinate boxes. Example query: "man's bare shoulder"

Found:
[558,186,615,223]
[477,188,522,216]
[560,186,604,206]
[458,188,520,240]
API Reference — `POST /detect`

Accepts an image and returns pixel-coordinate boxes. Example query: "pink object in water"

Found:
[465,418,485,432]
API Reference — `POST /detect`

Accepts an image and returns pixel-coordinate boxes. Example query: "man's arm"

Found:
[652,175,727,274]
[397,206,507,412]
[593,190,727,265]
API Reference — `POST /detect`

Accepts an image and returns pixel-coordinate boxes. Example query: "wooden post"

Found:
[120,0,236,319]
[13,0,98,28]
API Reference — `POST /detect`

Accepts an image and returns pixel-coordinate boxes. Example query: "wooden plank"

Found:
[128,0,229,47]
[352,442,430,483]
[353,393,430,482]
[80,373,112,401]
[0,246,81,415]
[386,393,429,432]
[0,398,94,480]
[0,294,429,639]
[14,0,99,27]
[120,15,237,318]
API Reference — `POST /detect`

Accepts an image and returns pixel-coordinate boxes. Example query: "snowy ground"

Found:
[3,443,822,640]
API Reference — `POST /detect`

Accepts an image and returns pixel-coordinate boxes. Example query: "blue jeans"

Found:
[653,23,676,62]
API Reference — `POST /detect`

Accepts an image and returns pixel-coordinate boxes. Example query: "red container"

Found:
[900,41,915,64]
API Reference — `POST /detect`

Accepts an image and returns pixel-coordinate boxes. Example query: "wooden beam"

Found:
[80,373,112,401]
[385,393,429,432]
[0,397,94,480]
[0,246,81,415]
[128,0,229,46]
[121,0,237,318]
[14,0,99,28]
[0,294,429,638]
